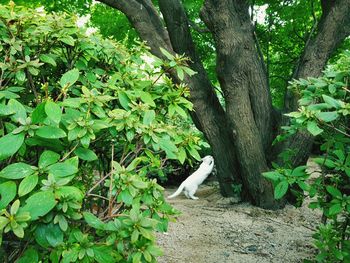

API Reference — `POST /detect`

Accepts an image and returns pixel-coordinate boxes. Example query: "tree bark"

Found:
[200,0,280,209]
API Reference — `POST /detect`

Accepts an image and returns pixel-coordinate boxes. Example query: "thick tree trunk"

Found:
[200,0,281,209]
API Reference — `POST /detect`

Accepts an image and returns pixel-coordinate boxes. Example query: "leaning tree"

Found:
[94,0,350,209]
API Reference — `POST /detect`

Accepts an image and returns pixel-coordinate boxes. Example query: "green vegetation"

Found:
[264,52,350,262]
[0,4,205,262]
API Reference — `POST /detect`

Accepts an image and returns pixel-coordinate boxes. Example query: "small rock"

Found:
[266,225,275,233]
[245,245,258,252]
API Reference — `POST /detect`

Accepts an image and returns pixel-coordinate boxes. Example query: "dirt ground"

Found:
[157,161,322,263]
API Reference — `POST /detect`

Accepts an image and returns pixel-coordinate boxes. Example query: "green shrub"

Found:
[0,3,205,262]
[264,52,350,262]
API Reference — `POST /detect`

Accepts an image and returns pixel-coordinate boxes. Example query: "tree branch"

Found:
[97,0,172,57]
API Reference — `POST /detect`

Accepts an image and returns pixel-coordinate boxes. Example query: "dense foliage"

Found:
[0,4,205,262]
[264,52,350,262]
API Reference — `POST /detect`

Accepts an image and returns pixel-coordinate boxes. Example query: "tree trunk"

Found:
[200,0,281,209]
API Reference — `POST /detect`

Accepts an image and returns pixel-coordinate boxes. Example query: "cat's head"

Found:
[201,155,214,165]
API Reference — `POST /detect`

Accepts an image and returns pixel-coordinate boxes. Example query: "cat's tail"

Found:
[167,183,185,199]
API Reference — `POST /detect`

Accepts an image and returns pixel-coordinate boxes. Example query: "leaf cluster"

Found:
[0,4,206,262]
[264,52,350,262]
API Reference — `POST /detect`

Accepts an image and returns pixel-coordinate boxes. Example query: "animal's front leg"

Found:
[189,195,199,200]
[188,188,199,200]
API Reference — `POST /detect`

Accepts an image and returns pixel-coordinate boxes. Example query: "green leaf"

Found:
[177,147,186,164]
[61,98,82,108]
[159,47,174,60]
[0,132,24,161]
[0,181,17,209]
[0,217,9,230]
[8,99,26,123]
[39,150,60,169]
[45,101,62,124]
[177,67,184,81]
[60,69,79,88]
[93,246,116,263]
[329,203,342,216]
[16,247,39,263]
[291,166,307,177]
[121,189,133,205]
[315,111,338,123]
[131,229,139,243]
[117,91,131,110]
[307,121,323,136]
[126,158,141,171]
[83,212,105,230]
[159,137,178,159]
[314,157,336,168]
[12,224,24,238]
[175,105,187,118]
[333,149,345,162]
[16,70,26,83]
[31,102,47,124]
[74,147,97,161]
[297,181,310,191]
[36,126,66,139]
[147,245,163,257]
[21,191,57,220]
[139,227,153,240]
[34,224,50,248]
[10,199,20,215]
[60,36,75,46]
[56,215,68,231]
[56,186,84,201]
[40,54,56,67]
[132,252,142,263]
[139,91,156,107]
[274,180,289,199]
[326,186,342,198]
[18,174,38,197]
[45,223,64,247]
[143,250,152,262]
[262,171,282,181]
[322,94,342,109]
[132,180,148,189]
[182,66,197,76]
[0,163,35,179]
[48,163,78,178]
[0,104,15,116]
[143,110,155,125]
[187,146,201,161]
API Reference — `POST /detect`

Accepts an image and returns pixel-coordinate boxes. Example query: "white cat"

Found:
[168,155,214,200]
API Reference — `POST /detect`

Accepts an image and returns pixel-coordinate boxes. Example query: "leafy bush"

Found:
[0,3,206,262]
[264,52,350,262]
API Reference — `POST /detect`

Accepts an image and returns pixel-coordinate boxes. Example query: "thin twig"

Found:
[324,123,350,138]
[60,143,79,162]
[86,193,109,201]
[87,171,113,195]
[108,144,115,216]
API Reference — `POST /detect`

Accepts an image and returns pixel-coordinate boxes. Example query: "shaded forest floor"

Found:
[157,161,321,263]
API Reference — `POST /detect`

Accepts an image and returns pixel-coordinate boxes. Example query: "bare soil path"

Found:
[157,181,320,263]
